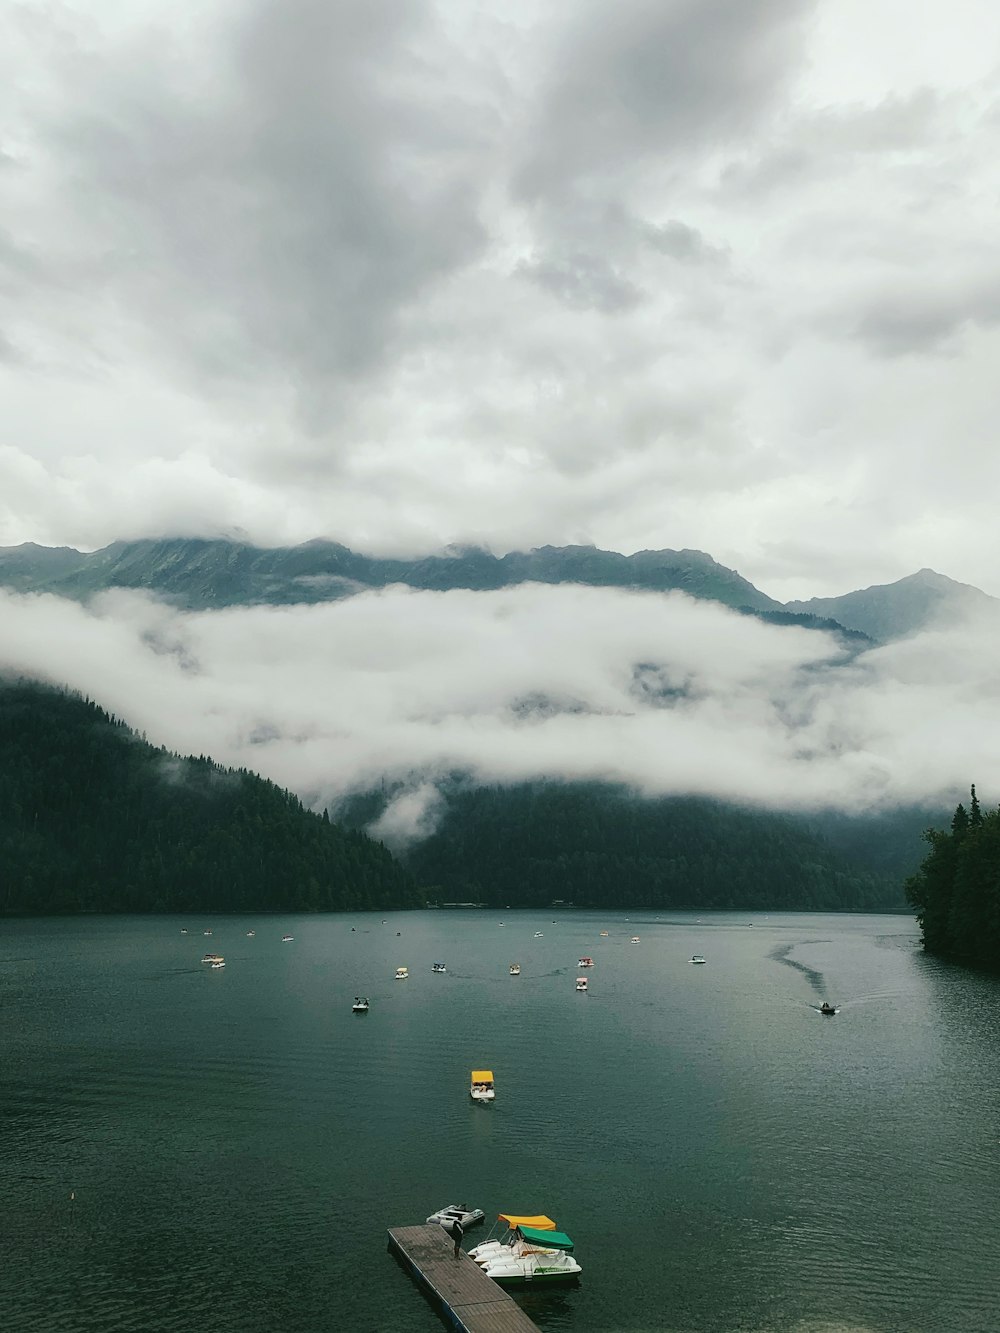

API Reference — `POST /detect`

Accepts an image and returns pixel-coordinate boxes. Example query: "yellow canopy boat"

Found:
[470,1069,495,1102]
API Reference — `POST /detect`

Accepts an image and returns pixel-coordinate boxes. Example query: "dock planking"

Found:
[387,1224,542,1333]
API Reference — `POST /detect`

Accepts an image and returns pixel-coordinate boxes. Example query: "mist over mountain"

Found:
[3,537,996,876]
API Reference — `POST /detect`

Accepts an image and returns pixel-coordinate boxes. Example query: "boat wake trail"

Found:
[769,942,828,998]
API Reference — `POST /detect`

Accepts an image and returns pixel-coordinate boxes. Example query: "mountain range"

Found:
[2,538,996,642]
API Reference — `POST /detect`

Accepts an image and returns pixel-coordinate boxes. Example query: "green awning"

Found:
[517,1225,574,1251]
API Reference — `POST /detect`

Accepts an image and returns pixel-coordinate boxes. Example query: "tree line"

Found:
[0,680,419,914]
[384,781,905,911]
[906,786,1000,968]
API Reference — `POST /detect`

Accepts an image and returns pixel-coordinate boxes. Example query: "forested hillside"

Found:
[906,787,1000,968]
[0,680,418,914]
[370,782,907,911]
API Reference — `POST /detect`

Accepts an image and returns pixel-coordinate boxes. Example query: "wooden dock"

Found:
[387,1224,541,1333]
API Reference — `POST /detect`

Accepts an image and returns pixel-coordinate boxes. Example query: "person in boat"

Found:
[448,1216,464,1258]
[821,1002,835,1013]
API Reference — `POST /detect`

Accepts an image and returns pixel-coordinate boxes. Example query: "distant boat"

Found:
[201,953,224,964]
[690,955,707,965]
[575,977,588,991]
[394,967,409,980]
[180,928,188,934]
[352,997,369,1013]
[630,937,640,945]
[578,956,594,968]
[281,935,294,942]
[599,931,609,937]
[432,962,447,973]
[819,1003,838,1015]
[246,930,255,938]
[534,932,544,938]
[509,964,521,975]
[210,961,226,969]
[203,930,212,936]
[470,1069,495,1102]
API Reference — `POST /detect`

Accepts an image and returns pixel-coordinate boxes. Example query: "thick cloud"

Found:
[3,0,1000,600]
[3,585,997,838]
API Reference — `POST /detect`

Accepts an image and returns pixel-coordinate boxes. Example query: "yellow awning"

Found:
[471,1070,494,1081]
[498,1214,555,1230]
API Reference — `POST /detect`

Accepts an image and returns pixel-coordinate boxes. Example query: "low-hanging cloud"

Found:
[2,584,995,840]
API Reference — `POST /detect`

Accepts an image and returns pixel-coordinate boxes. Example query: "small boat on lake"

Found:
[394,966,409,980]
[470,1214,562,1263]
[432,962,447,973]
[470,1069,495,1102]
[203,930,212,936]
[509,964,521,975]
[281,935,294,942]
[819,1002,838,1015]
[427,1204,485,1228]
[690,955,707,965]
[210,961,226,969]
[471,1216,581,1286]
[352,997,369,1013]
[630,936,640,945]
[201,953,224,964]
[246,930,255,938]
[575,976,588,991]
[534,932,544,938]
[599,930,609,937]
[578,956,594,968]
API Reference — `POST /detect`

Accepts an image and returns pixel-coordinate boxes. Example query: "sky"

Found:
[3,0,1000,602]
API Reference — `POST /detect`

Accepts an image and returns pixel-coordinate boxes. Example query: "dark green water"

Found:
[2,911,999,1332]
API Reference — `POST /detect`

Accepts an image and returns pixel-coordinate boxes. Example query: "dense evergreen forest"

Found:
[906,787,1000,968]
[0,680,419,914]
[347,782,908,911]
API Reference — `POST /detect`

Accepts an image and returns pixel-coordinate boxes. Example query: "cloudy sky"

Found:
[4,0,1000,602]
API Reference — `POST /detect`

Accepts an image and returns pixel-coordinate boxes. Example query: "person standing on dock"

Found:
[448,1216,464,1258]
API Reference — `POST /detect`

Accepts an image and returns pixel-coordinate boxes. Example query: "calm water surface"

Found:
[2,911,999,1332]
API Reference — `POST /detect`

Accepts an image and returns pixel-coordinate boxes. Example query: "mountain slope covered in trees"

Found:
[345,782,909,911]
[0,680,418,914]
[906,786,1000,968]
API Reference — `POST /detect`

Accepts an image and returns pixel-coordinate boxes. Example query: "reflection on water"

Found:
[2,911,999,1332]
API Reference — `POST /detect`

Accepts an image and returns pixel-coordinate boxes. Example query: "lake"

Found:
[2,910,999,1332]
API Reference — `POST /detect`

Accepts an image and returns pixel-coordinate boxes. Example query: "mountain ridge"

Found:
[1,538,996,641]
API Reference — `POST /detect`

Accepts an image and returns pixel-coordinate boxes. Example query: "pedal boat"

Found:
[470,1069,495,1102]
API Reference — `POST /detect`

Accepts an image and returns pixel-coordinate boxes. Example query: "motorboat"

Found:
[599,931,609,937]
[201,953,224,964]
[281,935,294,942]
[394,967,409,980]
[533,932,544,938]
[509,964,521,975]
[469,1214,562,1264]
[470,1069,495,1102]
[578,956,594,967]
[575,976,588,991]
[246,931,255,938]
[426,1204,486,1228]
[432,962,447,973]
[690,955,707,965]
[352,997,369,1013]
[630,936,640,945]
[819,1003,839,1015]
[180,928,188,934]
[210,961,226,969]
[203,930,212,936]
